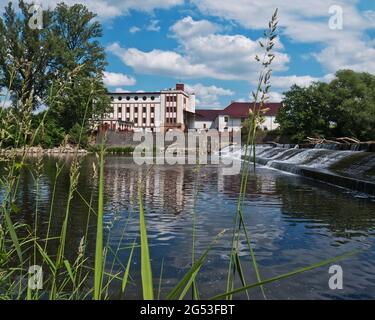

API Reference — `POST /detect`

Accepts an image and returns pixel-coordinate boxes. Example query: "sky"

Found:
[1,0,375,109]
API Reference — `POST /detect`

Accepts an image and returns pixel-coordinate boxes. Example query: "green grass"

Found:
[138,186,154,300]
[94,142,105,300]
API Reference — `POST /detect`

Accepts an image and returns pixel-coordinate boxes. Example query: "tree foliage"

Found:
[277,70,375,143]
[0,1,110,147]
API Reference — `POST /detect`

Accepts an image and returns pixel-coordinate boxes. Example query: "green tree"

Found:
[0,1,110,147]
[276,83,332,143]
[328,70,375,140]
[48,3,110,132]
[0,0,55,109]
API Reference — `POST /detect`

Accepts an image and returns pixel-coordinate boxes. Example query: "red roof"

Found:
[220,102,282,118]
[195,109,221,121]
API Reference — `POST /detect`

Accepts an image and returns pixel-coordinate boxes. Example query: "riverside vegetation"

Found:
[0,6,360,300]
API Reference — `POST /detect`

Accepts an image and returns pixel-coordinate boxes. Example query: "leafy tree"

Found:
[0,1,110,147]
[68,123,88,147]
[48,3,110,132]
[32,112,65,148]
[328,70,375,140]
[0,0,55,109]
[276,83,332,143]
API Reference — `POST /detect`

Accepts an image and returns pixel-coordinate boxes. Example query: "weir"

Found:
[225,145,375,196]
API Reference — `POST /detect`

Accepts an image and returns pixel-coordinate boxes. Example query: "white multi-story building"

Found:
[102,84,196,132]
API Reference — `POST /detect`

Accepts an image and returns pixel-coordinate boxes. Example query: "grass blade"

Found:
[211,250,360,300]
[157,258,164,300]
[166,230,226,300]
[3,211,23,263]
[121,239,137,295]
[139,186,154,300]
[94,143,105,300]
[234,251,249,299]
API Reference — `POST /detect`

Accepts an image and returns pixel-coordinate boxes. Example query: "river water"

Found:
[2,155,375,299]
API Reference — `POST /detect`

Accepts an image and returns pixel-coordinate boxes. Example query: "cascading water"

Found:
[218,144,375,195]
[254,146,375,195]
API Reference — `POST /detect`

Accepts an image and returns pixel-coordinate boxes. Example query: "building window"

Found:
[110,96,114,101]
[173,96,177,102]
[118,107,122,113]
[151,107,155,113]
[151,118,154,124]
[143,107,146,113]
[126,96,130,101]
[126,107,130,113]
[143,96,147,101]
[203,123,207,129]
[151,96,155,101]
[118,96,122,101]
[143,118,146,123]
[224,116,229,122]
[134,107,138,113]
[134,96,139,101]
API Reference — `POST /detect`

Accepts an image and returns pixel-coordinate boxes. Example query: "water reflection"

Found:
[2,155,375,299]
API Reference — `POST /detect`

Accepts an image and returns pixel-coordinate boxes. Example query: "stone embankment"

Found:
[0,144,88,156]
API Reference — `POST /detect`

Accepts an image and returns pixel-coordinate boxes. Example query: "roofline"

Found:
[107,92,161,95]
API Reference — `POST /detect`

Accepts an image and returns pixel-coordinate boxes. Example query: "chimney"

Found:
[176,83,185,91]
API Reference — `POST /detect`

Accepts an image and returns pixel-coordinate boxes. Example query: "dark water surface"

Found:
[3,155,375,299]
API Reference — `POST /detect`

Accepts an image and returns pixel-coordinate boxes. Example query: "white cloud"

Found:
[272,75,320,89]
[185,83,234,107]
[103,71,136,87]
[314,39,375,74]
[0,0,184,19]
[129,26,141,34]
[107,42,224,79]
[170,16,220,39]
[108,16,290,81]
[271,73,335,90]
[114,88,130,93]
[190,0,375,74]
[267,91,284,102]
[147,19,161,32]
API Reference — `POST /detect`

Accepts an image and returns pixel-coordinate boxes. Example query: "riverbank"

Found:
[0,145,136,156]
[0,145,88,156]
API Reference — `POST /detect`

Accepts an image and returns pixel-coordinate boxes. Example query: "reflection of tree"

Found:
[275,178,375,238]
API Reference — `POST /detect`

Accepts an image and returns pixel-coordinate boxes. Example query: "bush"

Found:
[33,114,65,148]
[68,123,89,147]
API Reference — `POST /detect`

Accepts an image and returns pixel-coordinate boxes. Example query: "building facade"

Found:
[195,102,281,132]
[102,84,196,132]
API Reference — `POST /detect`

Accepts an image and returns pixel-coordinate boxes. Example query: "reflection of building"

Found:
[102,84,196,132]
[104,160,195,215]
[195,102,282,132]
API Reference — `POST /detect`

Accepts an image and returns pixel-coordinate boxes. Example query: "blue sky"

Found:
[2,0,375,109]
